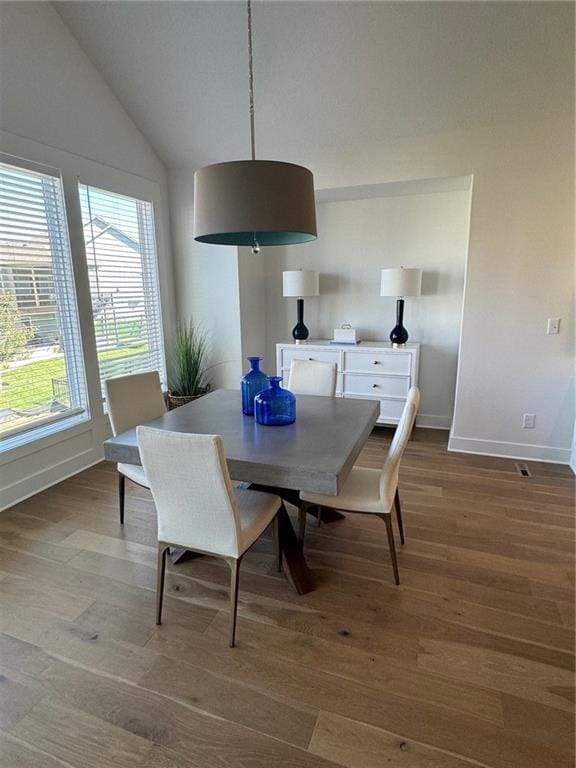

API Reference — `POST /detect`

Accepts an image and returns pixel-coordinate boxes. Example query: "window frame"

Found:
[0,142,173,475]
[0,152,90,451]
[78,181,167,405]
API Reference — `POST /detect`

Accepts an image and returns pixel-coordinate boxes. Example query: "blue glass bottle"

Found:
[241,357,268,416]
[254,376,296,426]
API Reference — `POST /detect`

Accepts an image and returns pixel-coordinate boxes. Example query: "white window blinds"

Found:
[0,156,88,443]
[78,184,166,397]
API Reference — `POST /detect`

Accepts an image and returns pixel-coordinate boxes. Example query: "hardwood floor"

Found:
[0,428,573,767]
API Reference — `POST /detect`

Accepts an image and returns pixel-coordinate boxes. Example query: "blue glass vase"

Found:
[254,376,296,426]
[241,357,268,416]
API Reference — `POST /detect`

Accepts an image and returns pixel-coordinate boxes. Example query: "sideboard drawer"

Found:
[344,351,411,375]
[281,348,341,369]
[343,373,410,398]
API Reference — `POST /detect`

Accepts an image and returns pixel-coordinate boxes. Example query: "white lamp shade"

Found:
[283,270,319,297]
[380,268,422,297]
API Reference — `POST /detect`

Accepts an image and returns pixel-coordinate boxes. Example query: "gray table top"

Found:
[104,389,380,495]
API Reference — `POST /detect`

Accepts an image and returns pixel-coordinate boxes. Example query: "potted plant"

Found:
[167,320,210,410]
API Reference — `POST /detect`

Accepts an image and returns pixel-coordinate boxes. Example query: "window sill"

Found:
[0,412,92,464]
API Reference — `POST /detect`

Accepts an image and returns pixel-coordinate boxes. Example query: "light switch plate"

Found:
[547,318,560,335]
[522,413,536,429]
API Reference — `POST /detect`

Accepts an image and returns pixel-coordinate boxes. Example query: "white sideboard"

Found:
[276,340,420,426]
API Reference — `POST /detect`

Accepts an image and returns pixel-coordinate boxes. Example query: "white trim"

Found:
[0,419,93,466]
[0,408,86,445]
[448,435,571,465]
[0,150,61,178]
[416,413,451,430]
[0,447,104,512]
[316,174,473,204]
[448,175,474,446]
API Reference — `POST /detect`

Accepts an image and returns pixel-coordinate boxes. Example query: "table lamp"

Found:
[380,267,422,345]
[282,270,319,343]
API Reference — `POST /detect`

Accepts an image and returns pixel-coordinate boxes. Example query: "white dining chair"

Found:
[104,371,166,524]
[288,358,337,397]
[298,386,420,585]
[137,426,282,647]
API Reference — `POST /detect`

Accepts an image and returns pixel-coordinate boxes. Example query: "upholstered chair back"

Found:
[379,386,420,505]
[105,371,166,436]
[288,359,337,397]
[137,427,243,557]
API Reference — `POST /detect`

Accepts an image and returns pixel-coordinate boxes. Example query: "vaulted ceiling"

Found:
[54,1,573,170]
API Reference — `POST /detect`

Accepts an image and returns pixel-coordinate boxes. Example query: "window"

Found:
[0,156,88,442]
[78,184,165,398]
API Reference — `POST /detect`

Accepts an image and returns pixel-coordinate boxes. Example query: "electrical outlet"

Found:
[522,413,536,429]
[547,318,560,335]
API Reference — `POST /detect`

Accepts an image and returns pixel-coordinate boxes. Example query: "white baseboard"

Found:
[448,435,572,465]
[0,447,104,512]
[416,413,451,430]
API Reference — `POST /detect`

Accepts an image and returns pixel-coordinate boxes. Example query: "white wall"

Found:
[263,184,471,429]
[286,116,573,463]
[238,247,267,365]
[168,169,272,390]
[0,2,175,509]
[168,168,243,389]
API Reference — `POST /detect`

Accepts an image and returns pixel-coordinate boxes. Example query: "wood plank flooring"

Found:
[0,428,574,767]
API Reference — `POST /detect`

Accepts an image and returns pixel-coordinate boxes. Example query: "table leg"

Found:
[168,548,202,565]
[168,491,314,594]
[249,485,345,525]
[249,485,315,594]
[276,503,315,594]
[307,506,345,525]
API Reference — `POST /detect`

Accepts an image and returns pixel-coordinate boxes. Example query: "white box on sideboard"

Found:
[277,340,420,426]
[332,326,358,343]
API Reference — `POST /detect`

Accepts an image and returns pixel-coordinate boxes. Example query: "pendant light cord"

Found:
[247,0,260,253]
[247,0,256,161]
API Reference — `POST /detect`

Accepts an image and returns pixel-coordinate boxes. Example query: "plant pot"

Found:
[167,385,210,410]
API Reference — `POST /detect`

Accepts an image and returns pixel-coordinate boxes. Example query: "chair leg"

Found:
[118,473,126,525]
[229,558,241,648]
[382,514,400,586]
[156,544,167,625]
[394,489,405,545]
[316,506,323,528]
[272,513,282,572]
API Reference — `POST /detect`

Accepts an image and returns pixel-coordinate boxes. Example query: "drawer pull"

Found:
[308,357,314,361]
[372,383,378,388]
[373,360,380,365]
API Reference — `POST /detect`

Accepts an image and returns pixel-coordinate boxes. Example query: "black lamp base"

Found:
[292,298,309,343]
[389,298,409,345]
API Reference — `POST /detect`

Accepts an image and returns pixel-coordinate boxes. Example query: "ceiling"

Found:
[53,1,573,170]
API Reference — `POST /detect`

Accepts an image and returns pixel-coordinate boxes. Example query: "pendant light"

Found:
[193,0,317,254]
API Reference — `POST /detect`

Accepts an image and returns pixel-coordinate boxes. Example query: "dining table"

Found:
[103,388,380,594]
